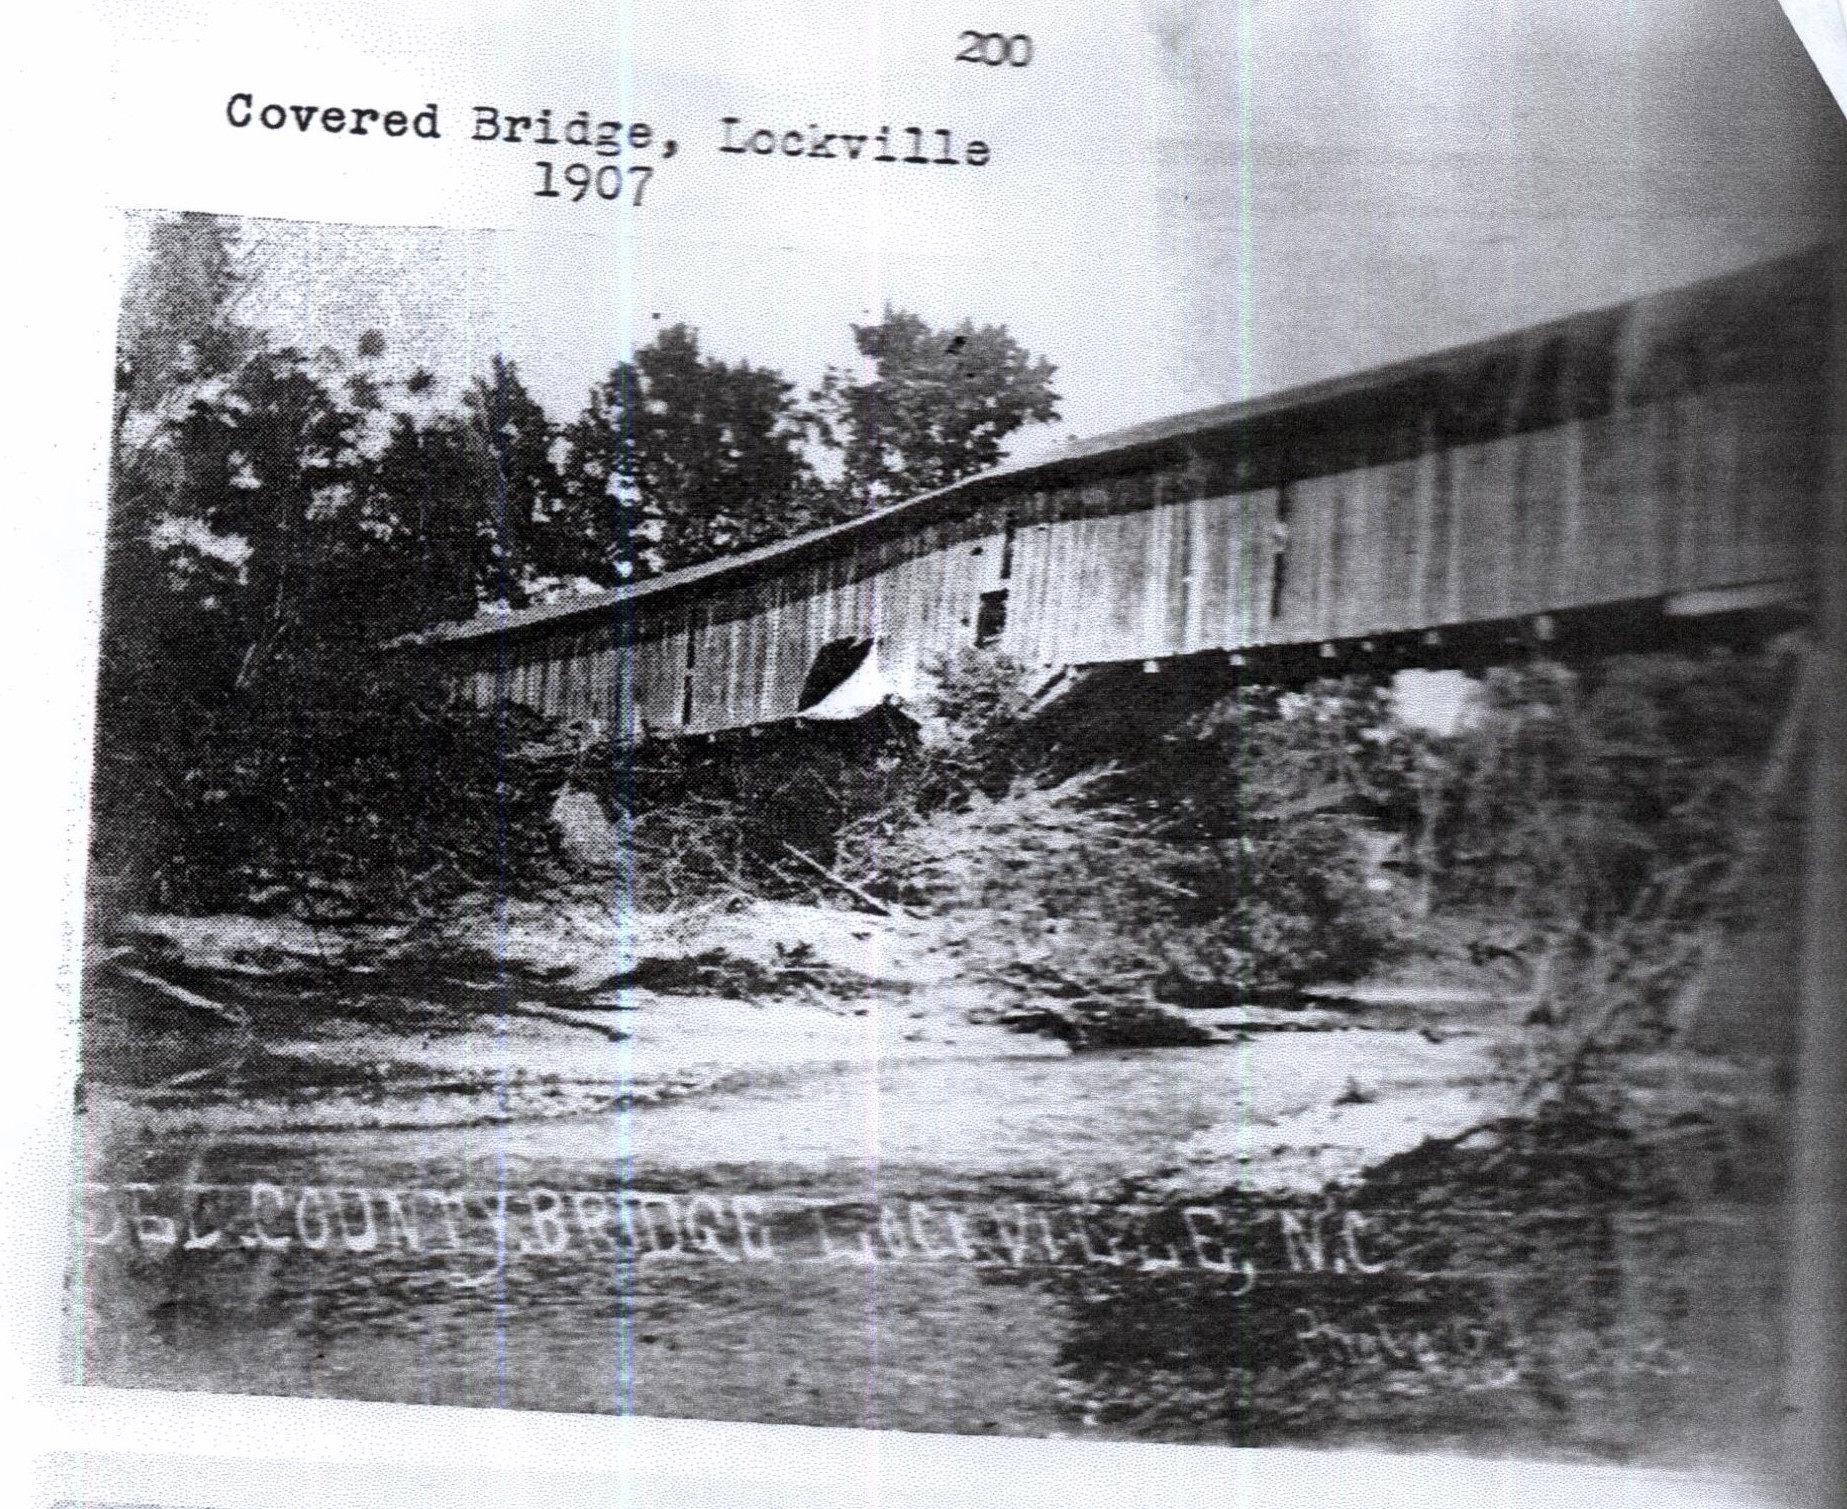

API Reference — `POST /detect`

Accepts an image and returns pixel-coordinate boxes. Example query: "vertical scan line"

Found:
[1231,0,1258,1449]
[603,0,643,1445]
[489,226,517,1415]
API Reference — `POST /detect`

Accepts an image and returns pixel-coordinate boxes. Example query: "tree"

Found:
[360,411,503,636]
[104,215,257,702]
[459,356,564,605]
[114,213,254,441]
[809,308,1061,509]
[167,346,370,688]
[558,324,816,578]
[95,216,564,915]
[350,355,584,623]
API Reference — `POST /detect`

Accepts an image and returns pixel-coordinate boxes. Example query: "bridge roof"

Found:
[408,247,1826,651]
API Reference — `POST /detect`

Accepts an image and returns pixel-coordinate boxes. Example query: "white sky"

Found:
[118,0,1846,463]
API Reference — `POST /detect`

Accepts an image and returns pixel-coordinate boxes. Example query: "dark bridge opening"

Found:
[798,637,876,712]
[975,590,1009,646]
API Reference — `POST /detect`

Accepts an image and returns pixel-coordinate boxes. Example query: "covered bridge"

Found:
[410,248,1837,738]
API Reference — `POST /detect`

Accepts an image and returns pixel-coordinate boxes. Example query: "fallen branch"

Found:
[777,841,898,917]
[494,999,630,1042]
[108,964,252,1028]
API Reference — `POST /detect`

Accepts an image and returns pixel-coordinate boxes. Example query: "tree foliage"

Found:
[810,309,1061,507]
[95,219,566,913]
[96,217,1074,917]
[558,324,817,577]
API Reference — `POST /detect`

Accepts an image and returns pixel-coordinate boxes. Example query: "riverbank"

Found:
[70,897,1790,1472]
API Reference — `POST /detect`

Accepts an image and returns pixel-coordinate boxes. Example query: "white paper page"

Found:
[9,1,1847,1505]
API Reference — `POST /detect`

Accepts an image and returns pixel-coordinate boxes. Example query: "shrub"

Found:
[863,678,1403,1002]
[96,663,567,920]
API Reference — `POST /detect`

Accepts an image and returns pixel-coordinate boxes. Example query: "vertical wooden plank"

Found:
[1407,423,1438,630]
[1355,467,1385,637]
[1653,396,1688,596]
[1019,515,1053,665]
[1265,480,1294,642]
[725,615,748,730]
[1182,495,1214,654]
[1450,439,1488,621]
[1053,515,1088,661]
[686,615,715,733]
[700,612,727,733]
[1289,472,1340,641]
[1578,408,1641,603]
[1320,473,1342,637]
[1503,430,1532,619]
[1084,507,1110,655]
[1736,377,1827,583]
[874,553,911,684]
[636,624,681,734]
[1678,388,1722,589]
[1167,497,1192,655]
[1554,417,1587,609]
[1143,497,1181,656]
[1209,489,1236,650]
[616,626,642,743]
[1056,512,1085,662]
[1320,472,1338,638]
[1040,515,1079,663]
[1099,509,1147,659]
[587,634,607,725]
[1510,423,1565,616]
[763,575,793,722]
[610,629,625,738]
[1703,385,1746,585]
[1008,514,1050,664]
[1341,468,1376,638]
[741,601,771,727]
[1305,472,1338,638]
[1362,459,1410,634]
[1441,444,1464,624]
[1242,486,1279,647]
[1451,437,1519,621]
[1637,399,1673,598]
[568,634,588,721]
[718,613,743,732]
[1026,496,1061,666]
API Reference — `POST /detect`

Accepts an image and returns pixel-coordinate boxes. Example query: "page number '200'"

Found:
[957,31,1032,66]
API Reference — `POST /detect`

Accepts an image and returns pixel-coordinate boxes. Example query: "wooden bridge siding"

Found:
[646,511,1013,733]
[1257,373,1819,644]
[1006,509,1080,666]
[1744,375,1828,584]
[444,253,1832,736]
[996,475,1274,667]
[619,374,1808,731]
[479,364,1818,735]
[633,621,687,737]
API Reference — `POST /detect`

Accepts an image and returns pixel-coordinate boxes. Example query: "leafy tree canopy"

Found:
[809,308,1061,508]
[558,324,817,579]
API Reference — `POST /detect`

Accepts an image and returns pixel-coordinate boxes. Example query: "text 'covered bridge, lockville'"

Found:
[408,250,1838,736]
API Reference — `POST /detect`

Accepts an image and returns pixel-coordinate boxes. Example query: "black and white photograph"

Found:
[43,0,1847,1501]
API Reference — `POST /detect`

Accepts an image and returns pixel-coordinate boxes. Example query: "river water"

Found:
[69,980,1788,1465]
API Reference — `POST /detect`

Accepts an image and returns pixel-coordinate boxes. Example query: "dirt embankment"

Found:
[85,897,1512,1188]
[74,898,1795,1469]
